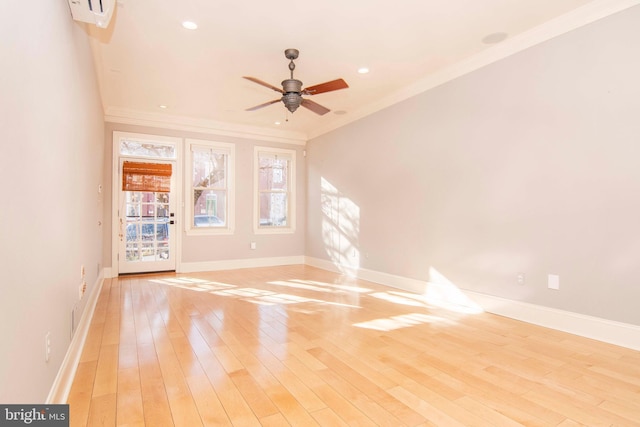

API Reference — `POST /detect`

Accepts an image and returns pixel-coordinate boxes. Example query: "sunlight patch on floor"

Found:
[270,279,373,294]
[149,270,483,317]
[302,280,372,293]
[150,277,236,292]
[353,312,453,331]
[424,268,484,314]
[268,280,333,293]
[370,291,427,308]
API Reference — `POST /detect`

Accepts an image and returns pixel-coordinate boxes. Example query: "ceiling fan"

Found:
[243,49,348,116]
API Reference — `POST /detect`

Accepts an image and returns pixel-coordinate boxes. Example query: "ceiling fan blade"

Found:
[303,78,349,95]
[301,98,331,115]
[243,76,284,93]
[246,99,281,111]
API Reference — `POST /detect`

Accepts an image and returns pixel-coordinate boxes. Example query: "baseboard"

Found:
[180,255,306,273]
[304,256,640,351]
[46,270,105,403]
[104,256,305,277]
[465,291,640,351]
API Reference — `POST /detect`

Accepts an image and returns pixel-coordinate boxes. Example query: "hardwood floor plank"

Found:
[454,396,527,427]
[87,393,117,427]
[430,365,566,425]
[92,344,119,398]
[259,412,291,427]
[136,342,173,425]
[116,367,144,426]
[314,361,426,427]
[381,369,488,427]
[598,399,640,426]
[202,371,261,426]
[184,375,232,427]
[256,346,326,412]
[310,407,350,427]
[264,384,320,427]
[310,382,377,426]
[522,387,639,426]
[67,360,96,427]
[229,368,279,419]
[67,266,640,426]
[387,385,467,427]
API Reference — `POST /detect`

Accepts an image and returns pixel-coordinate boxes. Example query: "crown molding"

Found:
[308,0,640,140]
[104,107,308,145]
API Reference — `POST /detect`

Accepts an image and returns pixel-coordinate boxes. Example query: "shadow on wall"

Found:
[318,177,482,316]
[321,177,361,274]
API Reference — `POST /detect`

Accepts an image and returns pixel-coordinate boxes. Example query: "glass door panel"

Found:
[119,165,176,274]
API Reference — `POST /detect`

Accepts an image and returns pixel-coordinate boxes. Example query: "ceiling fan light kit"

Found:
[244,49,348,116]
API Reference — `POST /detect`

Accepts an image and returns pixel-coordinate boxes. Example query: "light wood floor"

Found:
[67,265,640,426]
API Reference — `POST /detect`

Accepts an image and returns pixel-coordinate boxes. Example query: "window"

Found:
[186,139,235,234]
[255,147,296,234]
[119,138,176,159]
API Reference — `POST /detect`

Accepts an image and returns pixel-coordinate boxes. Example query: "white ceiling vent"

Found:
[67,0,115,28]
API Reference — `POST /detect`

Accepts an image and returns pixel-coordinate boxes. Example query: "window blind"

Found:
[122,161,172,192]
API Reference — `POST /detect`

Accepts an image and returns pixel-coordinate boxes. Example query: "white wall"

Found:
[306,5,640,325]
[102,122,306,271]
[0,2,105,402]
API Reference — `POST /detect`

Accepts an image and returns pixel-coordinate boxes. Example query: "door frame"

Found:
[111,131,183,276]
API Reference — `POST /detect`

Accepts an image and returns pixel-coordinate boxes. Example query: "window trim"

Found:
[254,146,296,235]
[185,138,235,236]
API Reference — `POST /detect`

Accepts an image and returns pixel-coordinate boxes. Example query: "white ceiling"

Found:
[86,0,629,141]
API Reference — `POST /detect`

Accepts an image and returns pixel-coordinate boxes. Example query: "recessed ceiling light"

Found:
[158,104,168,109]
[182,21,198,30]
[482,32,508,44]
[274,121,281,125]
[357,67,370,74]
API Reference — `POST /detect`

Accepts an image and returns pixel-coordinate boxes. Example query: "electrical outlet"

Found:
[250,242,256,250]
[79,281,87,300]
[45,332,51,362]
[517,273,525,285]
[548,274,560,290]
[71,307,76,338]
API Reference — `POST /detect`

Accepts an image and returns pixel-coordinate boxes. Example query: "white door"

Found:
[118,161,177,274]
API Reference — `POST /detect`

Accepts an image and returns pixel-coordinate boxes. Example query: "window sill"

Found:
[254,226,295,235]
[185,227,235,236]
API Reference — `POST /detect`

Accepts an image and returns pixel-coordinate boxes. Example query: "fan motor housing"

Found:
[282,92,301,113]
[281,79,302,93]
[281,79,303,112]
